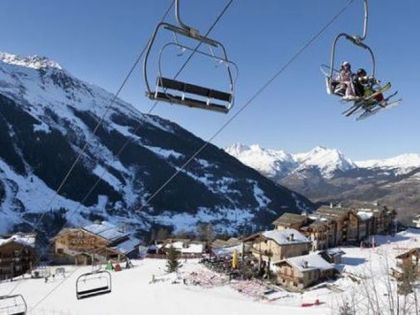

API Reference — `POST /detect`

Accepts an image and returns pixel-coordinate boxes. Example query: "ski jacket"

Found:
[337,69,352,82]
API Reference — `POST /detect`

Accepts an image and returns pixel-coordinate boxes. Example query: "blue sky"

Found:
[0,0,419,160]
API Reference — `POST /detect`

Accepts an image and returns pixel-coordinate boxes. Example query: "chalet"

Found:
[52,222,140,265]
[0,233,37,280]
[272,203,396,251]
[158,239,207,258]
[300,219,335,251]
[316,205,353,244]
[392,248,420,280]
[272,213,309,230]
[351,203,396,234]
[244,229,311,264]
[275,253,337,291]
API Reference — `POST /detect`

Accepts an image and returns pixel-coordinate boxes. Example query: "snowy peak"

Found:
[0,52,63,70]
[226,143,420,181]
[225,143,251,156]
[225,143,296,178]
[294,146,356,177]
[225,144,355,179]
[356,153,420,172]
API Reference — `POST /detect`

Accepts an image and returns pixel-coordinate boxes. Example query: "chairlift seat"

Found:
[150,91,230,113]
[77,286,111,300]
[149,77,232,113]
[0,295,27,315]
[76,271,112,300]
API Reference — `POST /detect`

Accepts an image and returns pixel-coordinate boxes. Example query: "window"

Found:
[57,249,64,255]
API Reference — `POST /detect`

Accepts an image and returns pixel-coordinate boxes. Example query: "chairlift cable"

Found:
[55,0,236,228]
[22,1,235,311]
[134,0,356,215]
[5,0,175,298]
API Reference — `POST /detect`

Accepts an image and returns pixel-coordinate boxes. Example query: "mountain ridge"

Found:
[226,143,420,223]
[0,51,314,239]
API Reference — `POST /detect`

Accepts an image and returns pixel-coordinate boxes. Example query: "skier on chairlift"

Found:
[335,61,356,100]
[354,68,385,106]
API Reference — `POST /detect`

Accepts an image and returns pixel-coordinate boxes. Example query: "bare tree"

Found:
[333,249,418,315]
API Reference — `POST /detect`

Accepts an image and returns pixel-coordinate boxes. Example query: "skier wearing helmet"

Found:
[354,68,385,105]
[335,61,356,99]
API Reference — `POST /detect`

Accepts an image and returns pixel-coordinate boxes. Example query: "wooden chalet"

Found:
[392,248,420,280]
[52,222,140,265]
[157,239,207,258]
[275,253,337,291]
[244,229,311,265]
[0,233,37,280]
[272,213,309,231]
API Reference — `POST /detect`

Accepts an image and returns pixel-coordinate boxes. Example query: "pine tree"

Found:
[166,246,181,273]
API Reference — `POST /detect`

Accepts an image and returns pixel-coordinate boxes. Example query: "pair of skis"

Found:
[342,82,401,120]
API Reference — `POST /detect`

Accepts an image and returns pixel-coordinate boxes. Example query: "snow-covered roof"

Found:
[325,248,345,256]
[284,254,335,272]
[83,222,126,242]
[262,229,310,245]
[357,211,373,221]
[163,241,205,254]
[0,233,36,248]
[111,236,140,255]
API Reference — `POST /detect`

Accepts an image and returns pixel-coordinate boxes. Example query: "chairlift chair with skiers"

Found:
[143,0,238,113]
[0,294,27,315]
[76,270,112,300]
[322,0,400,120]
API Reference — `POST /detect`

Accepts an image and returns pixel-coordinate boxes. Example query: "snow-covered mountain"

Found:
[0,51,314,239]
[225,144,357,179]
[225,144,297,180]
[226,143,420,223]
[356,154,420,174]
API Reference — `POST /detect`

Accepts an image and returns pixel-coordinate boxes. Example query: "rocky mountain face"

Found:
[226,144,420,223]
[0,52,314,240]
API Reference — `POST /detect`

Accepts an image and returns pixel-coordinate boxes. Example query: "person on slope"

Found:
[335,61,356,100]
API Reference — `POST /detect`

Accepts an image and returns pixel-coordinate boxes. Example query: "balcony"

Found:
[278,272,298,281]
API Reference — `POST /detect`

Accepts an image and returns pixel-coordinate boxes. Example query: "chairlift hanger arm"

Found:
[175,0,234,37]
[175,0,199,36]
[361,0,368,41]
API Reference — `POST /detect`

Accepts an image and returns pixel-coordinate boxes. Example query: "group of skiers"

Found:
[332,61,385,105]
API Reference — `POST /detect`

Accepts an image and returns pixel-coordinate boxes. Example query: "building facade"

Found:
[244,229,311,264]
[52,222,140,265]
[275,253,337,291]
[0,234,37,280]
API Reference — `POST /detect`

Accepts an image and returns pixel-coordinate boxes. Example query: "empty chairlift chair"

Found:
[0,295,27,315]
[143,0,238,113]
[76,271,112,300]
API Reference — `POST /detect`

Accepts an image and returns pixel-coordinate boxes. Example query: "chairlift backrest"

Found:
[76,270,112,300]
[0,295,27,315]
[143,0,237,113]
